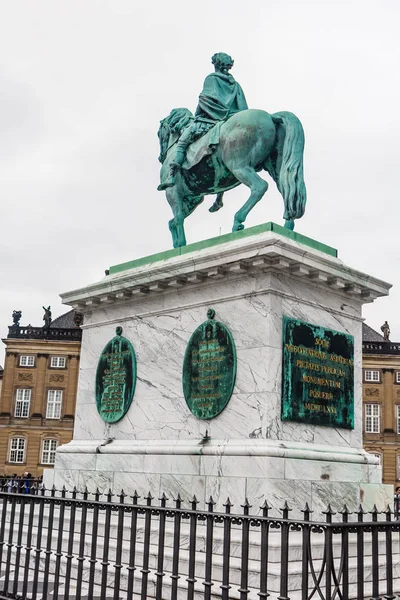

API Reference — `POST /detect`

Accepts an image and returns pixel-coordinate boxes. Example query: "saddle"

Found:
[182,121,223,170]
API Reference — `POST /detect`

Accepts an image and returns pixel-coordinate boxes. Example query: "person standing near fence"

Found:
[394,486,400,518]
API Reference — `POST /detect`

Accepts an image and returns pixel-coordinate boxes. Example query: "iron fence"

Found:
[0,483,399,600]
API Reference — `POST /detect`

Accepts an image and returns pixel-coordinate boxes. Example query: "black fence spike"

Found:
[301,502,313,514]
[241,497,252,509]
[280,500,293,513]
[322,503,336,515]
[260,499,271,511]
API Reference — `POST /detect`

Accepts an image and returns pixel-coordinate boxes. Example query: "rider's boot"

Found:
[158,147,186,191]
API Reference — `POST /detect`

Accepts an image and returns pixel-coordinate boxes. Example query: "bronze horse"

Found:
[158,108,306,248]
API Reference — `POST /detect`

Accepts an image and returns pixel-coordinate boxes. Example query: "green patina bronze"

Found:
[157,52,307,248]
[282,317,354,429]
[95,326,137,423]
[183,308,236,420]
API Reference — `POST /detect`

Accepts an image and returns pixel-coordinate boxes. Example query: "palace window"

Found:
[365,370,380,383]
[14,389,31,418]
[41,439,58,465]
[365,403,380,433]
[19,355,35,367]
[9,438,26,463]
[397,406,400,434]
[46,390,63,419]
[396,372,400,384]
[50,356,66,369]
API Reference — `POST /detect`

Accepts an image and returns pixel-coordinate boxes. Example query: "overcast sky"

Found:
[0,0,399,362]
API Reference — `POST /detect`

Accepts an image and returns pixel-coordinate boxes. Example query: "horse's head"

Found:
[157,108,193,163]
[157,118,170,164]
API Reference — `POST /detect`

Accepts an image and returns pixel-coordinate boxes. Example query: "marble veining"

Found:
[50,233,393,511]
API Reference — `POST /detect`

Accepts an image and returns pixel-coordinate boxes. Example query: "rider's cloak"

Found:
[195,72,248,121]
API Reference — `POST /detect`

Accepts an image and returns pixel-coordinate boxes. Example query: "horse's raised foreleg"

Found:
[229,167,268,231]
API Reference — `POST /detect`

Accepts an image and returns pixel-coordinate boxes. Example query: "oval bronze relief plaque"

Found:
[95,326,137,423]
[182,309,236,420]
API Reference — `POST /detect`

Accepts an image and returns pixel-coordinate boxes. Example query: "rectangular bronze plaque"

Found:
[282,317,354,429]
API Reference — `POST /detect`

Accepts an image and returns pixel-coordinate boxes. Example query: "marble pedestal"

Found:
[49,223,393,514]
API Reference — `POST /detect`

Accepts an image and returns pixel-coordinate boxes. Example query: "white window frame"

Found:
[14,389,31,418]
[8,438,26,463]
[397,405,400,434]
[41,439,58,465]
[50,356,66,369]
[365,403,381,433]
[46,390,63,419]
[19,355,35,367]
[365,370,380,383]
[396,372,400,384]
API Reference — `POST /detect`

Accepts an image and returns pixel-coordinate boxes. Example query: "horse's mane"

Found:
[165,107,193,134]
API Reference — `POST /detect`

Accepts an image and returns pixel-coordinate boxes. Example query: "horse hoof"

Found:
[232,223,244,232]
[284,219,295,231]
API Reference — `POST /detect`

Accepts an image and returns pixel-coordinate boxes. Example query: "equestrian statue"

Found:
[157,53,307,249]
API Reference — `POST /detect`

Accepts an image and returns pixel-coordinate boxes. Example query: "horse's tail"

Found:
[264,111,306,221]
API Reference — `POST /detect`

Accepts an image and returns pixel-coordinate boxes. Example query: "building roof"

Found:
[6,309,82,342]
[50,309,77,329]
[362,323,384,343]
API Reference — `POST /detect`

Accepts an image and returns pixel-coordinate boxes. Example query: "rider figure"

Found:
[160,52,248,190]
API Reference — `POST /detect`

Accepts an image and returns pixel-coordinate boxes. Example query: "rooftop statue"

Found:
[157,53,307,248]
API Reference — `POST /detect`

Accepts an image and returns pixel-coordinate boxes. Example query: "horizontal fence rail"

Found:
[0,485,399,600]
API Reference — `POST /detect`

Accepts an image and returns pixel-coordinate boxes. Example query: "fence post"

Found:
[384,504,396,600]
[140,492,153,600]
[186,495,199,600]
[52,485,67,600]
[356,504,365,600]
[12,482,27,597]
[239,498,252,600]
[100,488,114,600]
[170,493,182,600]
[339,504,351,600]
[127,490,139,599]
[370,504,381,600]
[258,500,271,600]
[113,489,126,600]
[22,483,38,598]
[203,496,216,600]
[301,502,312,600]
[88,487,100,595]
[41,484,57,599]
[155,492,167,600]
[278,500,291,600]
[221,497,233,600]
[323,504,335,600]
[31,484,47,599]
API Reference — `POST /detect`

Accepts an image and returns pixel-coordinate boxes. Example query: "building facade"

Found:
[362,323,400,486]
[0,310,82,476]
